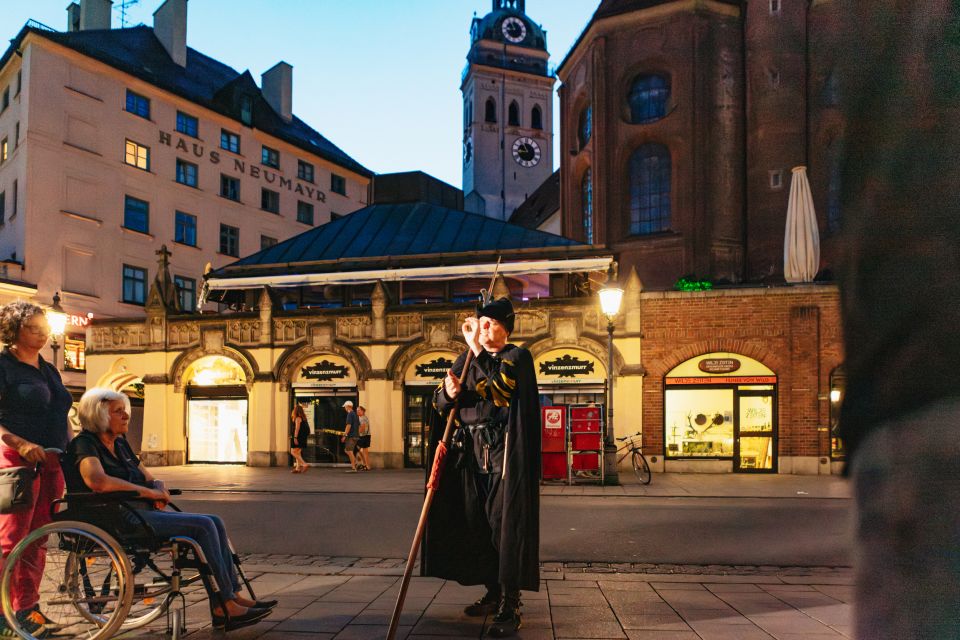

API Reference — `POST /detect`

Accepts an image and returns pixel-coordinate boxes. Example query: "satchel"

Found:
[0,465,39,514]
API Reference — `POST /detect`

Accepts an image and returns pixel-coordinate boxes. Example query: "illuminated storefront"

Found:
[402,351,458,468]
[289,355,358,465]
[183,355,248,464]
[664,353,777,472]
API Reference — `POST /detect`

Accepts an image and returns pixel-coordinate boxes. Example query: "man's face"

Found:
[478,316,509,352]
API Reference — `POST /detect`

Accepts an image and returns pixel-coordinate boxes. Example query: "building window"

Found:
[240,95,253,126]
[122,264,147,305]
[125,89,150,119]
[1,87,8,112]
[508,101,520,126]
[15,71,21,96]
[628,74,671,124]
[297,200,315,225]
[769,169,783,190]
[220,129,240,154]
[220,174,240,201]
[11,180,16,218]
[531,104,543,130]
[0,191,5,224]
[485,97,497,123]
[769,0,781,15]
[0,138,7,164]
[331,173,346,195]
[176,111,199,137]
[174,276,196,312]
[578,105,592,150]
[14,122,19,148]
[63,335,85,371]
[261,235,278,250]
[582,168,593,244]
[629,143,671,235]
[124,139,150,170]
[261,145,279,168]
[261,188,280,213]
[220,224,239,257]
[297,160,315,183]
[176,159,198,187]
[123,195,149,234]
[175,211,197,246]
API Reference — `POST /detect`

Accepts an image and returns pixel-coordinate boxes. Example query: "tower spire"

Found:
[494,0,524,13]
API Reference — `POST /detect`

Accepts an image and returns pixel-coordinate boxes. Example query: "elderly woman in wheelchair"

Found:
[0,388,276,639]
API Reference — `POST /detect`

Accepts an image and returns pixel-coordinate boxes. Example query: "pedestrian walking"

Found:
[340,400,362,472]
[838,2,960,637]
[421,297,541,638]
[289,404,309,473]
[356,405,371,471]
[0,301,74,639]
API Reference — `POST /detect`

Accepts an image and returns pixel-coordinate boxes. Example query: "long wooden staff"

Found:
[387,258,501,639]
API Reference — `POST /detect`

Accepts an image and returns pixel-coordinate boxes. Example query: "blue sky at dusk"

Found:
[7,1,600,188]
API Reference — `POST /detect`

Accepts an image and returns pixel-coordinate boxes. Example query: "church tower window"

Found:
[485,97,497,123]
[629,143,672,235]
[531,104,543,130]
[508,100,520,126]
[628,74,671,124]
[582,168,594,244]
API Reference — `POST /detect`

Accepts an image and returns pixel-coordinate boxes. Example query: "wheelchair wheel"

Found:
[120,550,178,630]
[1,521,133,640]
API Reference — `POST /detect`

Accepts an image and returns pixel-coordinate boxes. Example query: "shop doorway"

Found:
[292,390,358,465]
[186,390,248,463]
[404,386,434,468]
[734,390,777,472]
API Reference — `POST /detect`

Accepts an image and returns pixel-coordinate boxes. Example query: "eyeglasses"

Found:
[22,323,51,336]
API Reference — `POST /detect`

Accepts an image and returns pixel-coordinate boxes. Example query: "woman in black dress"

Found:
[290,404,309,473]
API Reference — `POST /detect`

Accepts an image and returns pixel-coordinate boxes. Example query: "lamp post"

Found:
[47,292,68,370]
[598,264,623,486]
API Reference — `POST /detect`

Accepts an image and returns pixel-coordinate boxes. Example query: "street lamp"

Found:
[598,264,623,486]
[47,292,68,369]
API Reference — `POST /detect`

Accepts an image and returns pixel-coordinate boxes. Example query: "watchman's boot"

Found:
[486,591,522,637]
[464,584,501,617]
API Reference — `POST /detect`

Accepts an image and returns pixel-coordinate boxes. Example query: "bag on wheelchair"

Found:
[0,465,38,514]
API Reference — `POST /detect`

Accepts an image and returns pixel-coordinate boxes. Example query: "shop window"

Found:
[829,366,846,459]
[176,159,198,187]
[628,143,671,235]
[220,129,240,154]
[63,335,85,372]
[176,111,198,137]
[578,105,592,150]
[124,139,150,170]
[297,200,314,225]
[531,104,543,130]
[665,388,735,457]
[125,89,150,119]
[175,211,197,246]
[174,275,196,312]
[628,74,670,124]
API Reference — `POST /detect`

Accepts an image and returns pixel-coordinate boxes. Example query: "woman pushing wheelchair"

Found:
[62,387,277,632]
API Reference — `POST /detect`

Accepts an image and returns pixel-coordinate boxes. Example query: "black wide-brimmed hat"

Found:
[476,297,515,334]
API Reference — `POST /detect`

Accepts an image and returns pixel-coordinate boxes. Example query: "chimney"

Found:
[261,62,293,122]
[67,3,81,32]
[79,0,112,30]
[153,0,188,67]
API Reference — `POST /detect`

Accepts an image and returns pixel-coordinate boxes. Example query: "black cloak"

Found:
[420,344,541,591]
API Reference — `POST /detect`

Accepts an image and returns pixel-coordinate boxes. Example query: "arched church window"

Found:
[827,139,843,233]
[578,105,592,149]
[531,104,543,130]
[582,168,594,244]
[628,74,671,124]
[508,100,520,126]
[629,143,671,235]
[485,97,497,123]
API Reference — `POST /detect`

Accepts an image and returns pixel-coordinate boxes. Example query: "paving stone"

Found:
[705,583,765,593]
[651,582,708,590]
[272,601,366,634]
[607,601,676,616]
[333,624,413,639]
[351,609,423,626]
[625,631,699,640]
[550,605,618,623]
[617,612,691,631]
[412,603,486,636]
[686,622,774,639]
[549,589,609,607]
[552,620,626,638]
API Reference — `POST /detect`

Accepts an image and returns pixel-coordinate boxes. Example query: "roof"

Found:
[557,0,743,76]
[509,170,560,230]
[210,201,596,279]
[1,24,371,178]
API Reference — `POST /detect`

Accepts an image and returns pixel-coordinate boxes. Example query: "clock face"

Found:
[501,17,527,43]
[512,137,541,167]
[463,137,473,165]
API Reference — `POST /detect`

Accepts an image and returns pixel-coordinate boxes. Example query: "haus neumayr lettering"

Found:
[158,130,327,202]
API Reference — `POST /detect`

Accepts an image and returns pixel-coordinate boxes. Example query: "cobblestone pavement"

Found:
[117,557,853,639]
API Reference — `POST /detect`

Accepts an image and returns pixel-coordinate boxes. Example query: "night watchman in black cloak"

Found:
[421,297,541,637]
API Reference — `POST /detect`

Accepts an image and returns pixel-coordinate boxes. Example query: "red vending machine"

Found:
[569,405,602,477]
[541,406,567,481]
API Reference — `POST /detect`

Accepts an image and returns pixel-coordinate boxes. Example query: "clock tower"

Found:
[462,0,554,220]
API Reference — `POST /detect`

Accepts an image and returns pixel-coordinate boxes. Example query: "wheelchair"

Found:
[0,487,263,640]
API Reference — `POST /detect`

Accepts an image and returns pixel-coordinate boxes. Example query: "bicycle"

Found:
[616,432,651,484]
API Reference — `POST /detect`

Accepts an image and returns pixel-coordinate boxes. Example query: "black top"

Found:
[0,348,72,451]
[344,411,360,437]
[63,431,148,494]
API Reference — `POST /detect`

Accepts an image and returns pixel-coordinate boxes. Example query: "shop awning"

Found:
[204,257,613,291]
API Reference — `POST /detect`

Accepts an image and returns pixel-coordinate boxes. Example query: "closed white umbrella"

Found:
[784,166,821,283]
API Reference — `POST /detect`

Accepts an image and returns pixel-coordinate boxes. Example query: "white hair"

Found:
[78,388,131,434]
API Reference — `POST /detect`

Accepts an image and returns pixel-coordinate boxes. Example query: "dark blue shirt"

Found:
[64,431,147,493]
[344,410,360,437]
[0,348,72,451]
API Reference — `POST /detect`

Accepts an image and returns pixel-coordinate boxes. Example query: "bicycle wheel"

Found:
[1,521,133,640]
[632,450,652,485]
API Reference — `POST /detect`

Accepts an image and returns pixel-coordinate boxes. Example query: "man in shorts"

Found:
[340,400,361,472]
